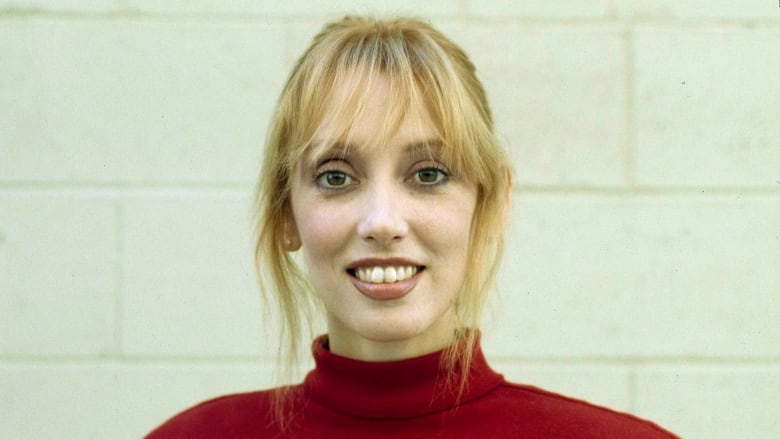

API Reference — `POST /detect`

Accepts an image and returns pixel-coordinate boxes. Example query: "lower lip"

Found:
[349,271,420,301]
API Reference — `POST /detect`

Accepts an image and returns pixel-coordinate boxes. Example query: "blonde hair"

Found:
[254,15,511,423]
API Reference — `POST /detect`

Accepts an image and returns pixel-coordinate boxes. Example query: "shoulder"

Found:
[483,381,679,439]
[144,389,281,439]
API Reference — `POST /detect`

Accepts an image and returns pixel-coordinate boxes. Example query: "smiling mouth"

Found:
[347,266,424,284]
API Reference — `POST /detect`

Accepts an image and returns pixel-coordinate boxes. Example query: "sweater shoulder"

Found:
[144,389,282,439]
[488,381,679,439]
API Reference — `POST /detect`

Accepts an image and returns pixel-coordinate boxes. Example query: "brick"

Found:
[125,0,462,17]
[0,0,122,12]
[442,24,626,186]
[614,0,779,20]
[488,194,780,358]
[465,0,612,18]
[633,27,780,187]
[0,361,280,439]
[0,193,117,354]
[121,192,275,356]
[635,366,780,439]
[487,356,633,412]
[0,18,286,183]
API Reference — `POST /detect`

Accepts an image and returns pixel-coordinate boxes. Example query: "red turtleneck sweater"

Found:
[146,336,678,438]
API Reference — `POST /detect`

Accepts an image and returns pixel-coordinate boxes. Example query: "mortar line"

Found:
[3,355,780,366]
[0,184,777,196]
[0,183,250,194]
[1,8,779,28]
[623,25,636,187]
[627,366,639,414]
[114,200,126,358]
[509,185,780,196]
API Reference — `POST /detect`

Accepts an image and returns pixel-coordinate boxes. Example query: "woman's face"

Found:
[289,77,478,361]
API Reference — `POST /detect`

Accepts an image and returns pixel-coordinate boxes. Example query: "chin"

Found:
[362,326,427,344]
[353,309,455,346]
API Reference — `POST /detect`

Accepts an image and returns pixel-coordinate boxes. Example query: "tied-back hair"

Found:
[253,15,512,427]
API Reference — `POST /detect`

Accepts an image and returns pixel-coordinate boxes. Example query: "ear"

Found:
[283,211,302,252]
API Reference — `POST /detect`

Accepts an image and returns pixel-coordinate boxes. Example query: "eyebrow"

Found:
[304,141,352,167]
[307,138,445,165]
[405,138,444,156]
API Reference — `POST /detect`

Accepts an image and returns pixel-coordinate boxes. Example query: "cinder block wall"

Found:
[2,2,779,438]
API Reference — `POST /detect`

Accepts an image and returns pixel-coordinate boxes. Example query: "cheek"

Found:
[296,205,352,265]
[420,193,476,244]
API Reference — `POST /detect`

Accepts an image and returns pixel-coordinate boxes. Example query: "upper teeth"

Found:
[355,266,418,284]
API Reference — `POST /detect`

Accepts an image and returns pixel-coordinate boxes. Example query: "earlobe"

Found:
[284,236,301,251]
[284,217,302,252]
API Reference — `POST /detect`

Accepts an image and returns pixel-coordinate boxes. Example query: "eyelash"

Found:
[314,169,353,190]
[410,164,449,186]
[312,162,451,191]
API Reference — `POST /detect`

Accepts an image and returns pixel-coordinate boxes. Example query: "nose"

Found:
[356,184,408,246]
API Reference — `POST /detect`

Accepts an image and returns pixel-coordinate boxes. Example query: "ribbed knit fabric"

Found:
[146,334,679,438]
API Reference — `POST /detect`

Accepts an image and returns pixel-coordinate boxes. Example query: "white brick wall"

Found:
[0,362,277,438]
[1,19,286,183]
[447,23,628,186]
[1,2,778,438]
[121,192,265,356]
[1,193,118,355]
[634,26,780,187]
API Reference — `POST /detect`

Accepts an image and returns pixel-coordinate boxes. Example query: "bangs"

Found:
[283,22,494,184]
[301,65,435,166]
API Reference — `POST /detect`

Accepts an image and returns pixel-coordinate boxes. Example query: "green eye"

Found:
[414,168,447,184]
[317,171,351,188]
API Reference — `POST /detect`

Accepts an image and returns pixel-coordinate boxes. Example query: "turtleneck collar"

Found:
[302,332,504,419]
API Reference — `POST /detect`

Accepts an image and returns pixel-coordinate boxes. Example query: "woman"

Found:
[147,16,678,438]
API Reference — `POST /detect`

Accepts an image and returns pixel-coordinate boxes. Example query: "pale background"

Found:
[1,1,779,438]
